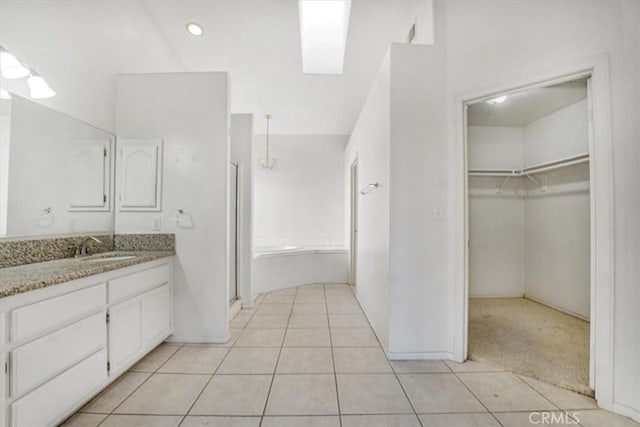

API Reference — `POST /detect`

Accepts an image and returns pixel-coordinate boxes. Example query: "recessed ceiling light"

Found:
[298,0,352,74]
[186,22,204,36]
[0,88,11,100]
[485,95,507,105]
[0,48,30,79]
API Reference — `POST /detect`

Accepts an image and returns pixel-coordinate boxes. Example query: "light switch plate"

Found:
[152,217,162,231]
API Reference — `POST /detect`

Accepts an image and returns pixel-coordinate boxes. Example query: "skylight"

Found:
[298,0,352,75]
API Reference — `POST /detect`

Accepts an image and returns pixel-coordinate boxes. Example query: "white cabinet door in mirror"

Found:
[67,138,112,211]
[117,139,163,211]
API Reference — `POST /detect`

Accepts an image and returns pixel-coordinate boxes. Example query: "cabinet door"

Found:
[67,138,112,211]
[143,284,171,347]
[108,297,143,375]
[117,139,163,211]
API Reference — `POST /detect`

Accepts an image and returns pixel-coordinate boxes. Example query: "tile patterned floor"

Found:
[62,283,639,427]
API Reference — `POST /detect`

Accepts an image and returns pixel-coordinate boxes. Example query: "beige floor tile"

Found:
[517,375,597,409]
[81,372,151,413]
[295,294,326,303]
[284,328,331,347]
[327,303,362,314]
[419,413,501,426]
[390,360,450,373]
[494,411,577,426]
[298,284,325,290]
[229,313,252,329]
[246,314,290,329]
[326,296,357,305]
[575,409,640,427]
[398,373,486,413]
[235,328,286,347]
[263,294,295,304]
[181,416,261,427]
[217,347,280,374]
[114,373,209,415]
[158,346,228,374]
[337,374,413,414]
[293,303,327,314]
[342,414,422,427]
[269,288,297,295]
[328,314,369,328]
[60,413,107,427]
[265,374,338,415]
[444,359,504,372]
[331,328,380,347]
[256,303,293,315]
[457,372,557,412]
[333,348,392,373]
[190,375,272,416]
[296,290,325,298]
[262,416,340,427]
[100,415,182,427]
[129,343,182,372]
[324,287,353,295]
[276,347,334,373]
[288,314,329,328]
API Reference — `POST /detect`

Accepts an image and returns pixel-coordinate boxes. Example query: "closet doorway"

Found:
[465,77,594,396]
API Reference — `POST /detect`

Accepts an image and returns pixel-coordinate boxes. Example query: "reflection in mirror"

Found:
[0,92,115,238]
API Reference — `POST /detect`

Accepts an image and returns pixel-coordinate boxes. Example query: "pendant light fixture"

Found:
[259,114,277,171]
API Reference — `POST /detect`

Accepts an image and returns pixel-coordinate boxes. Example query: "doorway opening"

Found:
[349,158,358,286]
[229,161,239,305]
[465,76,594,396]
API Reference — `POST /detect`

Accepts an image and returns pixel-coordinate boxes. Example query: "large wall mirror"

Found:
[0,92,115,238]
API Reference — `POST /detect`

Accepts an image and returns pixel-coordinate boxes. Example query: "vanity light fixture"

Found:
[485,95,507,105]
[0,47,30,79]
[0,88,11,100]
[27,73,56,99]
[186,22,204,36]
[259,114,277,171]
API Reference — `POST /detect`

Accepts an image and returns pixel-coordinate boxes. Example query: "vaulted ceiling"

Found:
[0,0,415,134]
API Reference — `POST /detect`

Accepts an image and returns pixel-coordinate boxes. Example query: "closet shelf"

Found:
[468,153,589,178]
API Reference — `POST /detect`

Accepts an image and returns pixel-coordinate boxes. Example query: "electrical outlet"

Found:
[153,217,162,231]
[69,217,77,231]
[433,207,444,221]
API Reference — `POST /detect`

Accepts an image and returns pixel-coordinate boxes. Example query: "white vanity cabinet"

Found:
[0,257,173,427]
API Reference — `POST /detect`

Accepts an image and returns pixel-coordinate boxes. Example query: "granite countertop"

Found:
[0,251,175,298]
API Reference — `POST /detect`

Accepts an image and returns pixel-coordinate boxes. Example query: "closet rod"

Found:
[468,153,589,177]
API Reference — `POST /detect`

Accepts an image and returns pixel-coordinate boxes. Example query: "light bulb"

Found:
[27,74,56,99]
[186,22,204,36]
[0,88,11,100]
[485,95,507,105]
[0,50,30,79]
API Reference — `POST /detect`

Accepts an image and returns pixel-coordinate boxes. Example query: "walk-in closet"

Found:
[466,79,592,396]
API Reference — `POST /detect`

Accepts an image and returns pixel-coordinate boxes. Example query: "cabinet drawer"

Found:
[10,283,105,343]
[10,311,106,397]
[10,348,107,427]
[108,263,170,303]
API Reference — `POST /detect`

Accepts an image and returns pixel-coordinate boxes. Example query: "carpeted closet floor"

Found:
[469,297,592,396]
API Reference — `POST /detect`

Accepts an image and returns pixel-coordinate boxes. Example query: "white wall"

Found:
[6,96,113,237]
[0,100,11,236]
[231,114,254,307]
[116,72,230,343]
[523,99,589,165]
[467,126,524,170]
[253,134,347,248]
[344,51,391,351]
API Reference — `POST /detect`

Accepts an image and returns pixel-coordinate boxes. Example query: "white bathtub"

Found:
[252,245,349,295]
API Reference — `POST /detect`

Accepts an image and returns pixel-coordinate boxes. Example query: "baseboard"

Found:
[166,334,230,344]
[388,351,453,360]
[610,403,640,424]
[469,294,525,298]
[524,294,590,321]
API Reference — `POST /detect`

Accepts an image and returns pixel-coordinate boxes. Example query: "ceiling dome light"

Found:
[0,88,11,100]
[0,49,30,79]
[27,74,56,99]
[186,22,204,36]
[485,95,507,105]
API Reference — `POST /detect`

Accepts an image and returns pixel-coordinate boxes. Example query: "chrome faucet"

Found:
[75,236,102,258]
